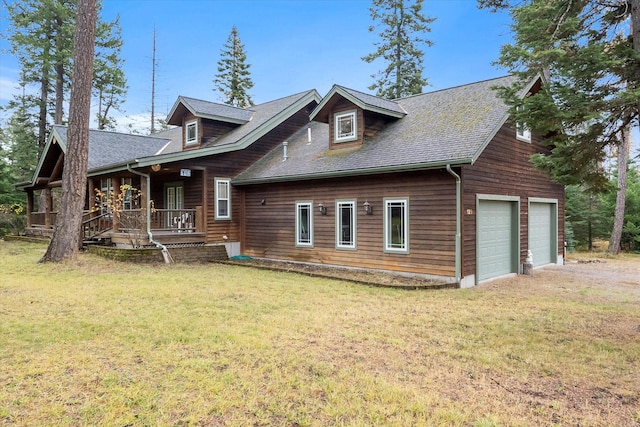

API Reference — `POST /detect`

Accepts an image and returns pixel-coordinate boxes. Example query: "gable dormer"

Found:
[166,96,253,150]
[310,85,406,149]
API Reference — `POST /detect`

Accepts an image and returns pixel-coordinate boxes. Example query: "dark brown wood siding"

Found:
[461,124,565,278]
[163,102,317,243]
[241,170,458,277]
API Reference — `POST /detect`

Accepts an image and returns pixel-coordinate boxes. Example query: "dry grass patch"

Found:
[0,240,639,426]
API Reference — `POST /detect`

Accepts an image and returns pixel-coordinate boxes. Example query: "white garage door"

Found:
[477,200,518,281]
[529,202,555,267]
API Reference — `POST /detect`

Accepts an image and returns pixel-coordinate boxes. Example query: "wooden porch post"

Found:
[87,179,96,217]
[44,187,52,228]
[26,190,34,228]
[112,177,121,233]
[140,175,149,234]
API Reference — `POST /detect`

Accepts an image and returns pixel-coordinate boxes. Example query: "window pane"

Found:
[218,200,228,217]
[297,203,312,246]
[186,122,197,144]
[217,181,228,199]
[387,201,406,250]
[338,116,353,137]
[337,202,355,247]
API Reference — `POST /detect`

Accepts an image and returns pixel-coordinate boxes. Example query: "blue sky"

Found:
[0,0,514,132]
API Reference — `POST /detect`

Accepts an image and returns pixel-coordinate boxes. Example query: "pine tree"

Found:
[93,14,128,130]
[5,0,127,134]
[213,26,254,108]
[480,0,640,254]
[42,0,97,263]
[362,0,435,99]
[5,82,39,183]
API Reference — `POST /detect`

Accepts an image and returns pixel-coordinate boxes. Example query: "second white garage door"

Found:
[529,201,557,267]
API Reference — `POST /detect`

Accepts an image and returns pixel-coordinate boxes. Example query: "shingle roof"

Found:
[167,96,254,125]
[199,90,317,149]
[310,84,406,122]
[235,76,518,184]
[51,125,171,171]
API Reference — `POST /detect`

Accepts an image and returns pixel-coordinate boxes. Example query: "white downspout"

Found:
[126,163,172,263]
[446,164,461,284]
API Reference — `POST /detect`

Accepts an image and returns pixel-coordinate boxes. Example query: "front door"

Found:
[165,183,184,228]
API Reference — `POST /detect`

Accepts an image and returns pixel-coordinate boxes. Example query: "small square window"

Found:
[334,111,357,143]
[185,120,198,146]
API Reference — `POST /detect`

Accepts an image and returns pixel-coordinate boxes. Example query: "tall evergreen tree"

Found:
[93,14,127,130]
[42,0,97,263]
[213,26,254,108]
[5,83,39,184]
[5,0,127,136]
[362,0,435,99]
[480,0,640,254]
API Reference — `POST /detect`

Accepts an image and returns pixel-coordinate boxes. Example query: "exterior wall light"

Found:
[363,201,372,215]
[318,203,327,215]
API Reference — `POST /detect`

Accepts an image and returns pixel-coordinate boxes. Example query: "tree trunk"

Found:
[55,14,65,124]
[42,0,97,263]
[55,61,64,124]
[608,127,629,254]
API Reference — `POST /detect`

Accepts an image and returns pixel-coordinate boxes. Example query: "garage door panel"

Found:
[529,202,555,267]
[478,200,516,281]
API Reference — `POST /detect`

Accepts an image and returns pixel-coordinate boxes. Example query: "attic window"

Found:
[185,120,198,146]
[334,110,357,143]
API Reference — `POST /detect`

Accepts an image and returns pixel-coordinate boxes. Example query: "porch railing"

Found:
[82,212,112,240]
[29,212,57,227]
[27,207,203,236]
[151,209,199,232]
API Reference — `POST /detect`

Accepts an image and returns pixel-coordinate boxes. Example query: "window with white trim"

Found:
[515,106,531,142]
[215,178,231,220]
[384,198,409,253]
[336,200,356,249]
[185,119,198,146]
[334,110,357,143]
[296,201,313,247]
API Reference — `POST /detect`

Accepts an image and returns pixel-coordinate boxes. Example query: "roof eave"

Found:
[233,158,472,186]
[310,86,405,122]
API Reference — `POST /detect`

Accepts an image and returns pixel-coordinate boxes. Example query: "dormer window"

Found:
[185,120,199,146]
[334,110,357,143]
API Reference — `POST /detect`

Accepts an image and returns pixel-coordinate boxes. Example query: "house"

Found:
[22,75,564,286]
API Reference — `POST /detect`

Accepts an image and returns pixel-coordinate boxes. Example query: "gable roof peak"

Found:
[166,96,254,126]
[310,84,406,123]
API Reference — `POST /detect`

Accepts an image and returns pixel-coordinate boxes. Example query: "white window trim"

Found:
[515,106,531,142]
[296,201,314,248]
[215,178,231,220]
[185,119,198,146]
[334,110,357,143]
[384,198,409,254]
[336,200,357,250]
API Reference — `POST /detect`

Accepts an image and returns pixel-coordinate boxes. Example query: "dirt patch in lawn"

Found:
[221,258,457,289]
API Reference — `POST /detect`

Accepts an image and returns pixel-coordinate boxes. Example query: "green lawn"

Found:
[1,240,639,426]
